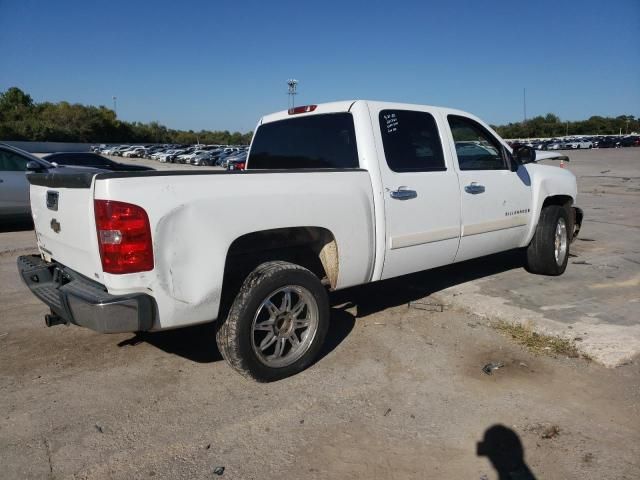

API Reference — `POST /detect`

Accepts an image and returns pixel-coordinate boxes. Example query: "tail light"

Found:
[94,200,154,274]
[288,104,317,115]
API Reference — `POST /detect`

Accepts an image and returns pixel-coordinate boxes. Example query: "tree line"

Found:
[492,113,638,139]
[1,87,637,143]
[0,87,253,145]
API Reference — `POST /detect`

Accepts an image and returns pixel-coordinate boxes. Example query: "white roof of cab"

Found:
[259,100,477,125]
[260,100,357,124]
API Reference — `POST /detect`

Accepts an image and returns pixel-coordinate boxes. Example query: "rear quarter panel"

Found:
[95,171,375,330]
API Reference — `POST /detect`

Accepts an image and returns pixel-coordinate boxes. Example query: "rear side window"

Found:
[248,113,359,169]
[448,115,507,170]
[379,110,445,172]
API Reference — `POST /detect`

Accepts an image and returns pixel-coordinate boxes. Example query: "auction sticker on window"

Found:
[383,112,399,133]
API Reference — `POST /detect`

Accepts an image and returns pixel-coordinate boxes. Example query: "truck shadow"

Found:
[329,248,525,317]
[127,249,523,365]
[120,306,356,365]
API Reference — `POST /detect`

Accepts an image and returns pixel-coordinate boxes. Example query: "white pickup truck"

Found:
[18,100,583,381]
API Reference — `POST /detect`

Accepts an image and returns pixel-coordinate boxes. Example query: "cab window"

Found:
[248,113,359,169]
[448,115,508,170]
[379,110,445,172]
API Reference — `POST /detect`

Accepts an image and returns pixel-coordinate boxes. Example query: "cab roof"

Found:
[259,100,476,125]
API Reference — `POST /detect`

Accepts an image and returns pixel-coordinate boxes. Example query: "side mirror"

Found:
[514,145,536,164]
[26,160,46,172]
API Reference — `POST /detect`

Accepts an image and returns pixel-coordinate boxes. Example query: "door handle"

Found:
[464,182,485,194]
[389,186,417,200]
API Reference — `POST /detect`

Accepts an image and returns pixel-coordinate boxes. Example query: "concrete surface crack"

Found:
[43,437,53,478]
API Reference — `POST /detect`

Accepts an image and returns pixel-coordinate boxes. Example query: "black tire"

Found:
[525,205,571,276]
[216,261,330,382]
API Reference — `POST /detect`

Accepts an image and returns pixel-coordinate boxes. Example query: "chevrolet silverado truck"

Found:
[18,100,583,381]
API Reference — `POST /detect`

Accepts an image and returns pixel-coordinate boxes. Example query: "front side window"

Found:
[448,115,507,170]
[248,113,359,169]
[379,110,445,172]
[0,149,29,171]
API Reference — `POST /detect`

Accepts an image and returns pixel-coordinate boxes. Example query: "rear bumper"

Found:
[17,255,155,333]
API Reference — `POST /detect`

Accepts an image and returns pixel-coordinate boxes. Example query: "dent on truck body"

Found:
[154,202,225,306]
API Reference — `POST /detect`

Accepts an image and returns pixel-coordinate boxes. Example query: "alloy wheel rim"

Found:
[251,286,319,368]
[554,217,568,266]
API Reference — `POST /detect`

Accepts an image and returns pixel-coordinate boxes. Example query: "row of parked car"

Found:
[92,144,249,170]
[509,135,640,151]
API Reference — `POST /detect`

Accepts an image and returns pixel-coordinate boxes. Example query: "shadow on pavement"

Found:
[330,248,525,317]
[119,306,356,365]
[119,323,223,363]
[118,249,522,364]
[0,217,33,233]
[477,424,537,480]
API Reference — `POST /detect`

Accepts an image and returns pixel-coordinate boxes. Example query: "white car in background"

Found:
[566,139,592,149]
[101,146,120,155]
[122,147,146,158]
[110,146,131,156]
[156,149,184,162]
[181,150,209,164]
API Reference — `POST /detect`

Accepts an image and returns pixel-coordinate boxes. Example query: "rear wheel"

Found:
[216,261,330,382]
[525,205,570,275]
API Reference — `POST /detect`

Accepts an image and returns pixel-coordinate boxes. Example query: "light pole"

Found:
[287,79,298,109]
[112,96,117,116]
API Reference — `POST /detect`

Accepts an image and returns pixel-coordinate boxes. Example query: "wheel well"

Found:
[542,195,573,209]
[222,227,339,291]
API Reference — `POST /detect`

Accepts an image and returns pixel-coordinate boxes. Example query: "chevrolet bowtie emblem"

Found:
[50,218,61,234]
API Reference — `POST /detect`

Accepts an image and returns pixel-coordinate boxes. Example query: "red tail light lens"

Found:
[288,104,317,115]
[94,200,154,274]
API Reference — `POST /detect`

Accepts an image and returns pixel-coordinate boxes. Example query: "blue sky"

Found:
[1,0,638,132]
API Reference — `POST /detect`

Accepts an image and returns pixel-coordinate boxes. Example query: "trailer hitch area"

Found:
[45,313,69,327]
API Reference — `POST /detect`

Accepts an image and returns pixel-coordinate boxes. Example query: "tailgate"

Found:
[28,172,103,281]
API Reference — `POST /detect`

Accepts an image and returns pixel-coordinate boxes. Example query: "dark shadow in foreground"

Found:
[0,216,33,233]
[118,306,355,365]
[478,424,537,480]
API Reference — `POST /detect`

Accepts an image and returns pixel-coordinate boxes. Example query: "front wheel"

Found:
[525,205,570,276]
[216,261,330,382]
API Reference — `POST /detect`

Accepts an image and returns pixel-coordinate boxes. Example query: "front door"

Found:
[445,114,532,262]
[368,104,462,280]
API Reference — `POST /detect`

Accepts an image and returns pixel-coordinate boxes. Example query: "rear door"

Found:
[445,114,532,262]
[368,104,462,280]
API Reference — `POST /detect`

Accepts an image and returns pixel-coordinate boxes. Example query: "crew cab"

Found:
[18,100,583,381]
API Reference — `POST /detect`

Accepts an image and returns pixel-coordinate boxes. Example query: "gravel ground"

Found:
[1,149,639,479]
